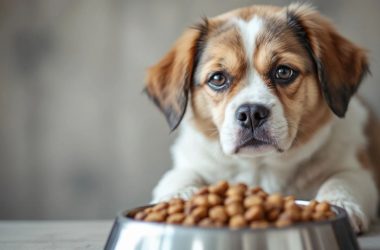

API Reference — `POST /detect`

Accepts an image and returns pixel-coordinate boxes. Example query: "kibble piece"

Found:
[183,216,196,226]
[195,186,209,196]
[169,198,184,206]
[209,205,228,223]
[256,190,268,199]
[307,200,319,210]
[184,201,194,215]
[168,203,184,215]
[312,211,327,221]
[166,213,185,224]
[208,180,229,195]
[315,201,330,212]
[229,214,247,229]
[250,220,270,229]
[226,202,245,216]
[199,218,214,227]
[267,209,281,222]
[143,207,153,213]
[191,206,208,222]
[145,211,166,222]
[224,195,243,205]
[152,202,169,212]
[284,195,296,203]
[244,205,264,222]
[301,209,313,221]
[192,195,209,207]
[244,195,263,208]
[276,218,293,228]
[266,194,284,209]
[226,185,246,197]
[134,211,147,220]
[208,193,223,206]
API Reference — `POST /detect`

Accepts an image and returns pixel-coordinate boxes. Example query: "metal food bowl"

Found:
[105,201,359,250]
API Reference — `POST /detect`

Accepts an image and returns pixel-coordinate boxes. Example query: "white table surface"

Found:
[0,220,379,250]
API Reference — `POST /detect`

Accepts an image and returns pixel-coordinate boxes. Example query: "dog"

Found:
[145,3,379,233]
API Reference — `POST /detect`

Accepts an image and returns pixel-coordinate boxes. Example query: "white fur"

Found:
[152,16,378,234]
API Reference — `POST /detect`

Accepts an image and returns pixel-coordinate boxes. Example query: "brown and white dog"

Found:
[145,3,379,233]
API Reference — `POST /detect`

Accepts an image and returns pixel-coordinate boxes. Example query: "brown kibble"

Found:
[284,209,301,221]
[199,218,214,227]
[152,202,169,212]
[285,201,301,212]
[284,195,295,202]
[145,211,166,222]
[191,206,208,222]
[315,201,331,212]
[244,205,264,222]
[256,190,268,199]
[250,220,270,229]
[276,218,293,228]
[143,207,153,213]
[166,213,185,224]
[209,180,229,195]
[183,216,196,226]
[307,200,318,210]
[301,209,313,221]
[312,211,327,221]
[226,202,245,216]
[244,195,263,208]
[208,193,223,206]
[131,182,334,229]
[195,186,209,195]
[192,195,209,207]
[168,203,184,215]
[266,194,284,209]
[184,201,194,215]
[209,205,228,223]
[229,214,247,229]
[169,198,184,206]
[134,211,147,220]
[226,185,246,197]
[267,209,281,222]
[224,195,243,205]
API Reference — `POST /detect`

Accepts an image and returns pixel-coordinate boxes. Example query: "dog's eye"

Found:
[207,71,229,91]
[272,65,298,84]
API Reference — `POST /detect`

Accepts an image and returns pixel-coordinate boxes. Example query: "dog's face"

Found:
[146,4,368,157]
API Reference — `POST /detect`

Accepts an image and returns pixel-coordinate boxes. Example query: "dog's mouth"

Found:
[234,133,283,154]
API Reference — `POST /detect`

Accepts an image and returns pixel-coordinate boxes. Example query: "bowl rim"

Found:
[116,200,348,233]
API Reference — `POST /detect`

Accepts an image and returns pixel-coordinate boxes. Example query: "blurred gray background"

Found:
[0,0,379,219]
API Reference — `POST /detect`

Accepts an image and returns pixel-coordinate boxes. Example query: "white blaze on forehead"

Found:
[235,16,264,65]
[220,16,289,155]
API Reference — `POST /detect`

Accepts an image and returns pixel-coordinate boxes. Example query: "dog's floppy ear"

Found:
[145,21,208,131]
[287,4,369,117]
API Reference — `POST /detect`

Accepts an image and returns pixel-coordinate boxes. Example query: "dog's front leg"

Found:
[315,168,378,233]
[151,168,205,203]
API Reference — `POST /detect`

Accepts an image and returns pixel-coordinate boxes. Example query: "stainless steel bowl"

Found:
[105,201,359,250]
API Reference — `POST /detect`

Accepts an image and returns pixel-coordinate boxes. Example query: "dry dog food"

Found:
[132,181,335,229]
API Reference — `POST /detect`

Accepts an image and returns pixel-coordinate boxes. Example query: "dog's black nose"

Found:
[235,104,270,128]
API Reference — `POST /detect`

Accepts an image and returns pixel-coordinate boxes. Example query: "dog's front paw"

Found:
[152,186,200,204]
[327,200,369,234]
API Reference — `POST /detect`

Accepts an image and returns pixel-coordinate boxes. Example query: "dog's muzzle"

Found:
[234,103,273,151]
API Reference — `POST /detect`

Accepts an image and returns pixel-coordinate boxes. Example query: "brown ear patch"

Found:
[145,20,209,131]
[286,4,369,118]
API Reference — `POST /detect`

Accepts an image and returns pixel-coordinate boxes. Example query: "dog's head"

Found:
[145,4,369,157]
